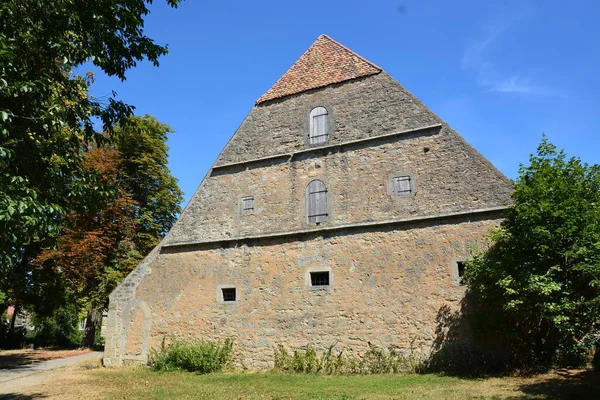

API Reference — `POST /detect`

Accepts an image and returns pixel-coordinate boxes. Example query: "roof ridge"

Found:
[318,34,383,72]
[256,34,382,104]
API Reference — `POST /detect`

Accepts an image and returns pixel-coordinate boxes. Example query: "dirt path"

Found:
[0,349,92,369]
[0,360,104,400]
[0,351,103,399]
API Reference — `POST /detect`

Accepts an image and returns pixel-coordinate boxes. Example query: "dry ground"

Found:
[0,360,598,400]
[0,349,91,369]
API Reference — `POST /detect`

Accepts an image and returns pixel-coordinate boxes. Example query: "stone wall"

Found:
[103,214,501,369]
[103,247,156,367]
[103,70,514,368]
[215,72,440,166]
[165,125,512,245]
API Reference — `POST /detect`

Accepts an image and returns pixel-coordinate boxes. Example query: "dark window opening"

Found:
[222,288,237,302]
[457,261,467,284]
[310,271,330,287]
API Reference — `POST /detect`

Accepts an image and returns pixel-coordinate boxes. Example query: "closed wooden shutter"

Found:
[393,176,412,194]
[309,107,329,144]
[307,180,328,224]
[241,196,255,215]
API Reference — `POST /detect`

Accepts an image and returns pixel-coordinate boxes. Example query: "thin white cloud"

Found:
[461,15,517,71]
[489,76,534,94]
[463,13,554,96]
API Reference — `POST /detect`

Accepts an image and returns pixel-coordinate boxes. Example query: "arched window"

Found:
[306,179,328,224]
[309,106,329,144]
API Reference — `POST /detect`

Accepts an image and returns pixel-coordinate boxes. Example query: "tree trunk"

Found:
[82,311,98,348]
[593,342,600,371]
[0,302,6,317]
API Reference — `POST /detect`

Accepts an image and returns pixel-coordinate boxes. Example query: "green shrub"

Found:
[149,337,233,373]
[274,343,424,375]
[25,304,82,348]
[465,139,600,371]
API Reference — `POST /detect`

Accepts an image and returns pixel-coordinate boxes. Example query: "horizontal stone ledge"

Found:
[161,205,508,252]
[212,123,443,171]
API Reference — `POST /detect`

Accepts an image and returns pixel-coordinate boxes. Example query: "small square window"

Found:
[392,176,412,195]
[221,288,237,302]
[240,196,255,216]
[310,271,330,287]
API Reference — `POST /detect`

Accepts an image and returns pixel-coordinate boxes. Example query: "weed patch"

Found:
[149,337,233,373]
[274,343,425,375]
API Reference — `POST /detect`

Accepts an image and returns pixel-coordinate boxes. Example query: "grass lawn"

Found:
[2,355,597,399]
[89,367,600,400]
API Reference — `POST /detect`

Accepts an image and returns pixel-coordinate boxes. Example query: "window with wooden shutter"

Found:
[309,107,329,144]
[307,179,328,224]
[392,176,413,195]
[240,195,255,216]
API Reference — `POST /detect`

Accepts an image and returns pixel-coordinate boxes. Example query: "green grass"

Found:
[90,369,498,400]
[89,367,600,399]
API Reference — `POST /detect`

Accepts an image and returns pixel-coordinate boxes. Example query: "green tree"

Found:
[36,145,139,347]
[0,0,180,336]
[117,115,184,254]
[466,138,600,369]
[36,115,182,347]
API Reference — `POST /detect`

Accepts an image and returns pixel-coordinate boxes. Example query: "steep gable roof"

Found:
[256,34,382,104]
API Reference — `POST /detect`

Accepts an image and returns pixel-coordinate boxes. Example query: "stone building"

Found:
[103,34,513,368]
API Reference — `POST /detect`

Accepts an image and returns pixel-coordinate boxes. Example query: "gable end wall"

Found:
[103,70,513,368]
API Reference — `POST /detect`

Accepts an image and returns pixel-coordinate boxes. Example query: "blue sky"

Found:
[86,0,600,206]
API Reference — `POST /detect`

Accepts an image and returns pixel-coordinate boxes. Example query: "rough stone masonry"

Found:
[102,34,513,369]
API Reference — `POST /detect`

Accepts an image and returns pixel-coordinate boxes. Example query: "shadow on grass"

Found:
[0,393,48,399]
[0,353,55,369]
[513,369,600,400]
[0,349,92,369]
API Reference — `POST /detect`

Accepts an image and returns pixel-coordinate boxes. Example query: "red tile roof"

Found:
[256,34,382,104]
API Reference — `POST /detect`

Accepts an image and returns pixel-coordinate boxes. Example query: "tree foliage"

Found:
[0,0,180,328]
[36,147,138,310]
[35,115,182,346]
[117,115,183,254]
[466,138,600,368]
